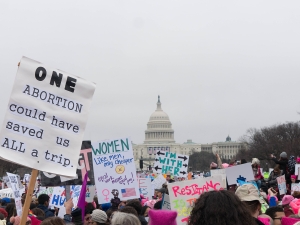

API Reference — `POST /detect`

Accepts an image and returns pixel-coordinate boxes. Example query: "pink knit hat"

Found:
[282,195,295,205]
[144,200,156,209]
[282,217,300,225]
[291,175,297,180]
[210,162,217,168]
[10,216,31,225]
[258,217,270,225]
[148,209,177,225]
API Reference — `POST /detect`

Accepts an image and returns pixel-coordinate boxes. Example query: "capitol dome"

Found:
[144,96,175,144]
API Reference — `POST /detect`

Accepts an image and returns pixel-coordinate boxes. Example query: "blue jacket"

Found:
[37,204,54,218]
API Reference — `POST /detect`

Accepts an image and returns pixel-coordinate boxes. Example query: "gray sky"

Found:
[0,1,300,145]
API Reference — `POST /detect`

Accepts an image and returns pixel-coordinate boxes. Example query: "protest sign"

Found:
[7,172,22,216]
[277,175,287,195]
[36,187,54,197]
[50,186,66,208]
[0,188,14,198]
[162,193,171,210]
[168,176,223,225]
[92,137,139,204]
[23,174,30,184]
[210,169,227,188]
[291,183,300,194]
[40,141,95,186]
[0,57,96,177]
[153,151,189,177]
[225,163,254,185]
[85,185,96,202]
[3,176,11,188]
[138,178,153,199]
[295,165,300,175]
[151,174,166,189]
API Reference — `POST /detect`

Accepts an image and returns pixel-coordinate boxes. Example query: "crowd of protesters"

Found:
[0,152,300,225]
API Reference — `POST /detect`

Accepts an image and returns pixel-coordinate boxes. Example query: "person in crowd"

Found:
[188,190,256,225]
[40,217,65,225]
[36,194,54,218]
[291,175,297,184]
[0,213,5,225]
[267,166,282,190]
[10,215,31,225]
[153,188,166,210]
[31,208,45,221]
[84,203,95,225]
[120,206,139,217]
[288,155,296,175]
[271,152,289,183]
[118,201,126,210]
[148,209,177,225]
[111,212,141,225]
[235,184,266,225]
[141,206,150,218]
[105,209,114,224]
[126,199,147,225]
[293,191,300,198]
[89,209,108,225]
[265,206,285,225]
[5,203,16,225]
[0,209,8,220]
[166,175,175,183]
[252,158,264,190]
[281,195,295,217]
[0,198,11,209]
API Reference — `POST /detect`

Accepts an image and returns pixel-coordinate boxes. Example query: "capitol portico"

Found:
[132,96,245,170]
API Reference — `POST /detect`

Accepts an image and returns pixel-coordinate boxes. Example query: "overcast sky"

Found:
[0,1,300,145]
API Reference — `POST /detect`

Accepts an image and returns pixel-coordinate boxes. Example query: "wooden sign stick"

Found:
[20,169,38,225]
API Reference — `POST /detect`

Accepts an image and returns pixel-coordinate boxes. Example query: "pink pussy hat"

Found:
[148,209,177,225]
[210,162,217,168]
[282,195,294,205]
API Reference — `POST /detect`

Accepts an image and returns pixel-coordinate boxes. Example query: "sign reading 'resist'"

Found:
[0,57,96,177]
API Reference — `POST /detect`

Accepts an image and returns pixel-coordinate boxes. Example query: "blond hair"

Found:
[111,212,141,225]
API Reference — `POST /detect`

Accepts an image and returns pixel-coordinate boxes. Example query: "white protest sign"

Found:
[3,176,11,188]
[37,187,54,197]
[210,169,227,188]
[168,176,223,225]
[138,178,153,199]
[291,183,300,194]
[151,174,166,189]
[92,137,139,204]
[23,174,30,184]
[225,163,254,185]
[7,173,22,216]
[277,175,286,195]
[295,165,300,175]
[0,188,14,198]
[49,187,66,208]
[162,193,171,210]
[71,185,81,207]
[86,185,96,202]
[0,57,96,177]
[154,151,189,177]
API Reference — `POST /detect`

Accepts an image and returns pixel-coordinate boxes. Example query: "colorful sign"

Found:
[168,176,223,225]
[138,178,153,199]
[154,151,189,177]
[225,163,254,185]
[277,175,286,195]
[92,137,139,204]
[0,57,96,176]
[40,141,95,186]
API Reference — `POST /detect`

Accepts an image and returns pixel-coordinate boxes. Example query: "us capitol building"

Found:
[132,96,245,169]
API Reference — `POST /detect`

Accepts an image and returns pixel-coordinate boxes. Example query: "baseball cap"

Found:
[235,184,264,204]
[155,188,166,194]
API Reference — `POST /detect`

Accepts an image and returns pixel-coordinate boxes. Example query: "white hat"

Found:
[91,209,107,224]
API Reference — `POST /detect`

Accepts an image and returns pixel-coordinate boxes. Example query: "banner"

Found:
[92,137,139,204]
[153,151,189,177]
[138,178,152,199]
[0,57,96,177]
[7,172,22,216]
[225,163,254,185]
[277,175,286,195]
[168,176,223,225]
[40,141,95,186]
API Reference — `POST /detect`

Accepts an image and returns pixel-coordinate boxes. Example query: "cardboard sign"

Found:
[151,174,166,189]
[210,169,227,188]
[92,137,139,204]
[225,163,254,185]
[0,188,14,198]
[154,151,189,177]
[138,178,153,199]
[277,175,287,195]
[168,176,223,225]
[0,57,96,177]
[162,193,171,210]
[40,141,95,186]
[7,173,22,216]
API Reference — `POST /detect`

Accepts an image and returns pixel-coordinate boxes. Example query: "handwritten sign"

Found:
[291,183,300,194]
[40,141,95,186]
[154,151,189,177]
[0,57,96,176]
[162,193,171,210]
[151,174,166,189]
[138,178,153,199]
[7,173,22,216]
[50,187,66,208]
[0,188,14,198]
[168,176,223,224]
[225,163,254,185]
[277,175,286,195]
[92,137,139,204]
[210,169,227,188]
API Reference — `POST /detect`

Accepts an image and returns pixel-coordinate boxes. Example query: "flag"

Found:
[121,188,136,198]
[77,172,88,221]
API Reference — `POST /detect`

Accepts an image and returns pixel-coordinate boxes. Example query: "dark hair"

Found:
[243,200,261,215]
[31,208,45,219]
[293,191,300,198]
[0,213,4,220]
[85,203,95,215]
[38,194,50,205]
[188,190,256,225]
[265,206,284,219]
[40,217,65,225]
[126,200,142,214]
[30,203,37,210]
[141,206,150,216]
[120,206,138,217]
[5,203,16,222]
